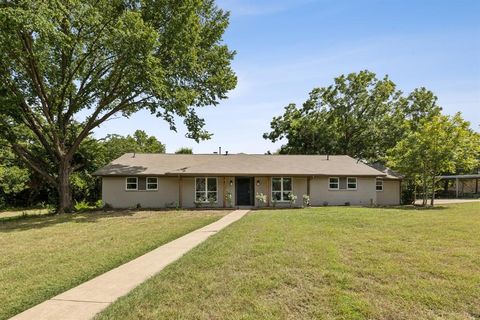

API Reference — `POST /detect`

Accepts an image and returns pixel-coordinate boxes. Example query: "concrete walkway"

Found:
[11,210,249,320]
[415,199,480,205]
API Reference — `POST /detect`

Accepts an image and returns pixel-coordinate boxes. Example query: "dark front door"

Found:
[236,177,254,206]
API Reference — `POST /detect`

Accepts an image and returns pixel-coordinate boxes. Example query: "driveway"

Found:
[415,199,480,205]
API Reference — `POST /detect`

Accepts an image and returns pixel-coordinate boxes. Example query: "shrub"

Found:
[255,192,267,207]
[225,192,233,207]
[74,200,92,212]
[345,201,351,206]
[95,200,103,209]
[402,184,416,205]
[323,201,329,206]
[208,196,216,207]
[302,194,310,207]
[288,193,297,207]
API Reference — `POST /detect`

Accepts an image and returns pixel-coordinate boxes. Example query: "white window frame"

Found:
[376,179,383,192]
[195,177,218,203]
[347,177,357,190]
[328,177,339,190]
[125,177,138,191]
[146,177,158,191]
[271,177,293,202]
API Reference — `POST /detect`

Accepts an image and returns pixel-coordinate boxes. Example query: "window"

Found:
[146,177,158,190]
[329,177,339,190]
[347,177,357,190]
[376,179,383,191]
[195,177,217,202]
[126,177,138,190]
[271,177,292,201]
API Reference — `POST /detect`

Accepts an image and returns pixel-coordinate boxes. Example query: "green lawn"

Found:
[98,204,480,320]
[0,209,227,320]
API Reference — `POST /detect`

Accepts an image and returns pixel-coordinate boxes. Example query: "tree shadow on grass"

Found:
[0,210,140,233]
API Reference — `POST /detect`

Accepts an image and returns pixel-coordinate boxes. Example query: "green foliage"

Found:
[0,130,165,208]
[102,130,165,160]
[387,113,480,205]
[175,147,193,154]
[288,193,297,207]
[302,194,311,207]
[0,139,31,207]
[255,192,267,207]
[225,191,233,207]
[0,0,236,212]
[73,200,92,212]
[264,71,441,163]
[401,182,416,205]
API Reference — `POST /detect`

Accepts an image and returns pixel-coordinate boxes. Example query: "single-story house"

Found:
[93,153,402,208]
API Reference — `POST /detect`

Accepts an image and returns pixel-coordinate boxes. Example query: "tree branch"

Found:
[10,142,57,186]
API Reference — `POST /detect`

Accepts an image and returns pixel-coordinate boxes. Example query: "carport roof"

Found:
[93,153,388,177]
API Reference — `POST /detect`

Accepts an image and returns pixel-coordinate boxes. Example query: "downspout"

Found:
[223,177,226,208]
[178,175,183,208]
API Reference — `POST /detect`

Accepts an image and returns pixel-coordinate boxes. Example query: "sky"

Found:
[92,0,480,154]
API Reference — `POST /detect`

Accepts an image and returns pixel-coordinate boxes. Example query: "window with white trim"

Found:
[328,177,339,190]
[347,177,357,190]
[271,177,292,201]
[195,177,217,202]
[126,177,138,190]
[376,179,383,191]
[146,177,158,190]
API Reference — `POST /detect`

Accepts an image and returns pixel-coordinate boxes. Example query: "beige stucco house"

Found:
[93,153,402,208]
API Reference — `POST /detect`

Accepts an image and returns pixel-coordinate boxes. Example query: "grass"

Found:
[0,207,52,220]
[0,209,228,320]
[97,203,480,320]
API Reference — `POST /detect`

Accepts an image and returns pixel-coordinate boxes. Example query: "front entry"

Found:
[236,177,254,206]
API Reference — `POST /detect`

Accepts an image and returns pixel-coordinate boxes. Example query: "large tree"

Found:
[101,130,165,160]
[387,113,480,206]
[0,0,236,213]
[263,71,441,162]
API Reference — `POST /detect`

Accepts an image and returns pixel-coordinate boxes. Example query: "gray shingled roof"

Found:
[368,163,403,180]
[93,153,388,177]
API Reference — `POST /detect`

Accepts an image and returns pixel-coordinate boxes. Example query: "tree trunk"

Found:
[413,181,417,205]
[430,178,436,206]
[422,176,427,206]
[57,160,73,214]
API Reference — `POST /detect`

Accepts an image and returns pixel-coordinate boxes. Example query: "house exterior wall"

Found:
[102,176,236,209]
[253,176,307,208]
[376,180,401,205]
[102,176,179,208]
[309,176,377,206]
[101,175,400,208]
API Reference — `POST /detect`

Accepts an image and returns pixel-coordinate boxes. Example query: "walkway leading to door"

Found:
[10,210,250,320]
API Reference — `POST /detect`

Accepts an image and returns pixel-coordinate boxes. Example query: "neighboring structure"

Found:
[437,174,480,198]
[93,153,402,208]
